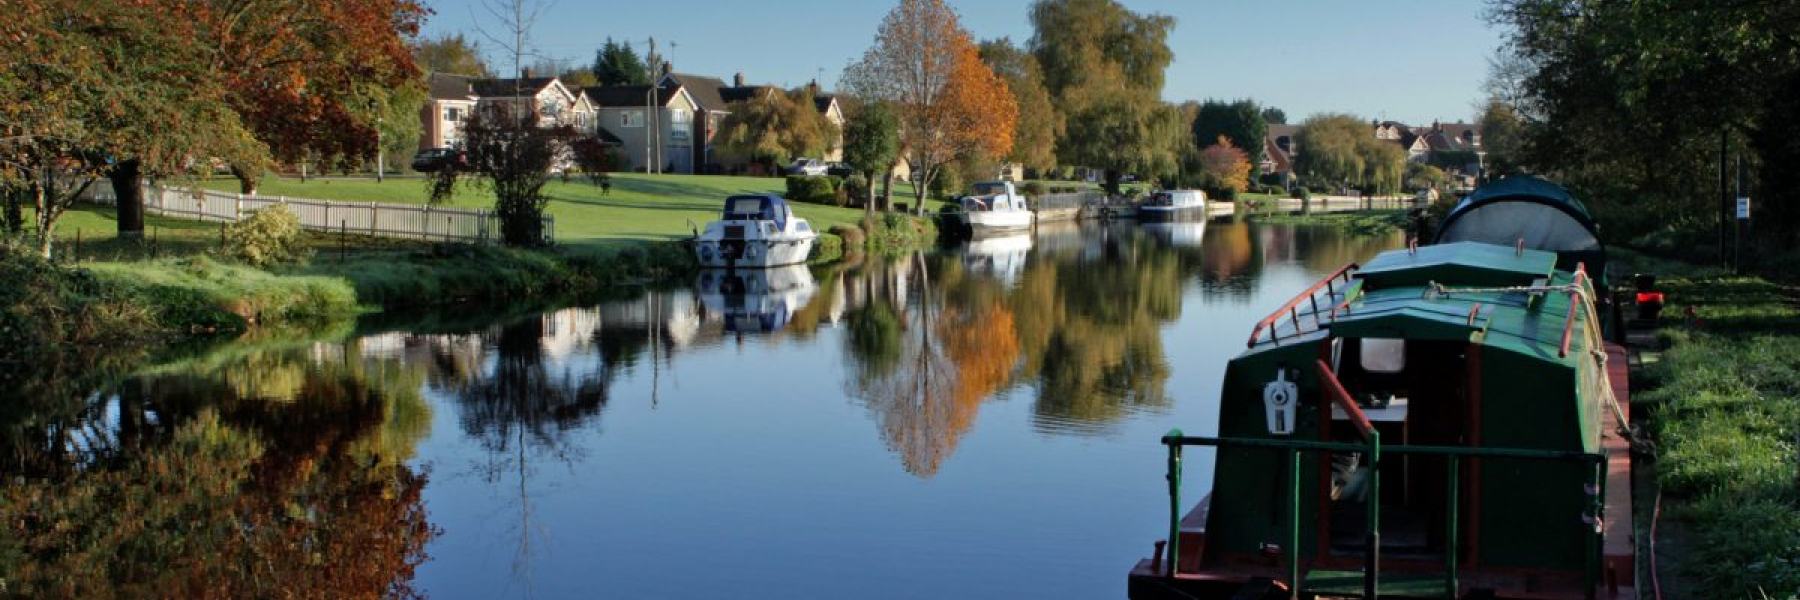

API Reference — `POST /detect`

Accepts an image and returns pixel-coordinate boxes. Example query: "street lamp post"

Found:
[377,113,385,183]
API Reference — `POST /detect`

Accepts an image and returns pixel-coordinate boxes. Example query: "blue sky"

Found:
[420,0,1502,126]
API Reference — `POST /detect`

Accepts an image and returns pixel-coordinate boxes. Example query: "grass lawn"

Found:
[30,205,421,263]
[198,173,948,246]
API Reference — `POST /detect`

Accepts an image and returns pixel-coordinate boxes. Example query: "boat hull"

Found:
[958,209,1034,233]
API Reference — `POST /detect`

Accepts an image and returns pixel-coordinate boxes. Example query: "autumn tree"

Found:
[1028,0,1177,194]
[415,32,494,77]
[1198,136,1252,196]
[978,37,1059,174]
[715,88,842,173]
[841,0,1018,213]
[592,38,651,86]
[0,0,262,256]
[842,101,901,213]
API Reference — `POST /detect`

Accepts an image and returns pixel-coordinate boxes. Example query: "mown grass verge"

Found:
[1628,265,1800,597]
[1246,209,1413,235]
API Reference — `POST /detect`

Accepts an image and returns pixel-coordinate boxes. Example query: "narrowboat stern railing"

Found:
[1159,361,1609,600]
[1246,263,1359,348]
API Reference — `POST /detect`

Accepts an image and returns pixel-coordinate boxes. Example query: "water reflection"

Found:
[0,342,436,599]
[9,221,1404,599]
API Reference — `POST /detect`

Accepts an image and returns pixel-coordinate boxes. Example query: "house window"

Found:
[669,109,690,124]
[621,110,644,128]
[444,107,461,122]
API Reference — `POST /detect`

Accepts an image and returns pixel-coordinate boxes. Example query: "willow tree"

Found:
[1294,113,1406,195]
[1028,0,1177,193]
[715,87,842,173]
[841,0,1017,213]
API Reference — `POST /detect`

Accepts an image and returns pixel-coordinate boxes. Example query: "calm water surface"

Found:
[5,221,1398,599]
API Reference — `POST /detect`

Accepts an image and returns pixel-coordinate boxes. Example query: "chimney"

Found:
[734,72,745,87]
[522,66,533,79]
[662,61,672,77]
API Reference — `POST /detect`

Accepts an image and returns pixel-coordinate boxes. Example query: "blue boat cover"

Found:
[723,194,788,231]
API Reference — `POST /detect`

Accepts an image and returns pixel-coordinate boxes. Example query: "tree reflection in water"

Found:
[0,345,436,600]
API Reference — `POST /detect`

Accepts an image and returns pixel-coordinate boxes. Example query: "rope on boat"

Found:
[1426,280,1641,448]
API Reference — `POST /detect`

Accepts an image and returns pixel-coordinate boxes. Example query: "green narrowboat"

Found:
[1127,241,1636,600]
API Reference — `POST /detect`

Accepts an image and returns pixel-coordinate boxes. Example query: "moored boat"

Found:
[1138,189,1207,222]
[952,181,1035,234]
[1127,241,1636,600]
[694,194,817,268]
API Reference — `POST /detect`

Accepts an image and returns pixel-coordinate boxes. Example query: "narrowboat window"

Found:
[1360,338,1405,373]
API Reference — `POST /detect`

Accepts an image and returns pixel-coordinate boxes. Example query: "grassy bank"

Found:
[1621,251,1800,597]
[199,173,948,245]
[1246,209,1412,234]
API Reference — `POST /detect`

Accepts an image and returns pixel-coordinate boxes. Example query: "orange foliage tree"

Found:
[841,0,1018,213]
[1199,135,1252,194]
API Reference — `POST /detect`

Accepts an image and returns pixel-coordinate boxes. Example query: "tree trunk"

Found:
[913,166,932,216]
[2,184,23,234]
[110,159,145,238]
[881,164,896,212]
[1103,169,1123,197]
[230,164,259,195]
[33,181,51,259]
[865,169,876,219]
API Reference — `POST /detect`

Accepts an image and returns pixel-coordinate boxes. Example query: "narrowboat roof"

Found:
[1356,242,1557,289]
[1249,242,1598,365]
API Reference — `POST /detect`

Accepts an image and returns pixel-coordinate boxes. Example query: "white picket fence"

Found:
[87,184,554,245]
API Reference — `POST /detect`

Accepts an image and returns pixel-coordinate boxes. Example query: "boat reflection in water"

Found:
[959,231,1032,284]
[695,265,818,334]
[1139,220,1207,248]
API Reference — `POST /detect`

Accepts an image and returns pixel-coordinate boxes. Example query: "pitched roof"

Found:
[719,85,772,104]
[814,95,837,113]
[594,126,624,145]
[582,83,682,108]
[427,72,476,101]
[469,77,559,98]
[663,73,729,112]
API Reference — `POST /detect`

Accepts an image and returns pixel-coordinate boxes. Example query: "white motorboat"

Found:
[952,181,1034,233]
[695,265,818,333]
[694,194,817,268]
[1137,189,1207,222]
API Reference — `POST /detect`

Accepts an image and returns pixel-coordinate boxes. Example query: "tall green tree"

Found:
[414,32,493,77]
[842,102,901,213]
[1191,99,1267,171]
[1476,98,1526,178]
[978,37,1060,174]
[1028,0,1177,194]
[1490,0,1800,253]
[592,38,650,86]
[1261,106,1287,125]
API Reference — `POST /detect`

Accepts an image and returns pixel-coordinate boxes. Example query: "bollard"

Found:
[340,219,347,263]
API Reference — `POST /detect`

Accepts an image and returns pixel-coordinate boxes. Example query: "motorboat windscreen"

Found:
[721,195,789,231]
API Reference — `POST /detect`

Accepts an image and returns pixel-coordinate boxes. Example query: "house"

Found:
[468,75,593,132]
[584,81,703,174]
[420,72,478,150]
[1261,124,1300,178]
[1416,120,1484,173]
[658,70,847,172]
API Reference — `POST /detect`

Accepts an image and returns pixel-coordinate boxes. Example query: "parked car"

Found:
[411,148,465,173]
[826,162,855,178]
[787,158,828,177]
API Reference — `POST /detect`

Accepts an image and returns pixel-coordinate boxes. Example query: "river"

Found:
[1,220,1400,600]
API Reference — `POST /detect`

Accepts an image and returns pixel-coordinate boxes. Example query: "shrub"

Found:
[1296,187,1311,201]
[223,205,306,267]
[784,175,839,205]
[929,167,963,199]
[842,174,871,206]
[1021,181,1048,197]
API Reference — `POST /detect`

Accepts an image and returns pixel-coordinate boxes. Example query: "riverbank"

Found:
[1615,249,1800,598]
[1244,209,1412,235]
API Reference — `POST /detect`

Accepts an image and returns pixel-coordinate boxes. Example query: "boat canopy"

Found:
[1434,176,1604,280]
[722,194,790,231]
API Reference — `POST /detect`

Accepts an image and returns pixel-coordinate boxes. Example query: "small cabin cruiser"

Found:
[695,194,817,268]
[695,265,818,334]
[952,181,1035,234]
[1138,189,1207,222]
